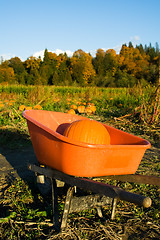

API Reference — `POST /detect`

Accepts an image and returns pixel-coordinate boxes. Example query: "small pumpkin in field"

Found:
[85,106,93,114]
[8,102,13,106]
[77,105,85,113]
[70,104,77,110]
[25,106,32,110]
[0,103,4,108]
[67,109,76,115]
[33,105,42,110]
[19,105,26,111]
[63,119,110,145]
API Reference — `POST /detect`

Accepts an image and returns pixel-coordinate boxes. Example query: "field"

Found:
[0,84,159,239]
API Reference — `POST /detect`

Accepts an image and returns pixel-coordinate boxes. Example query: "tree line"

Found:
[0,42,159,87]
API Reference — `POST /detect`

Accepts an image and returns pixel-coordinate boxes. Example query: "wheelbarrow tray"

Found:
[23,110,151,177]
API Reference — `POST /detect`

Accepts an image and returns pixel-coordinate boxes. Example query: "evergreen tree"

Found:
[52,70,59,85]
[128,41,133,48]
[92,49,105,76]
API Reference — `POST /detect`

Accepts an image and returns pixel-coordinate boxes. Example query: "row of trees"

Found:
[0,42,159,87]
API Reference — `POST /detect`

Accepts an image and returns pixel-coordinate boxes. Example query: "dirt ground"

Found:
[0,145,159,240]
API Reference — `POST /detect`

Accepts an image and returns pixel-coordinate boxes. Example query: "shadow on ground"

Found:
[0,128,37,181]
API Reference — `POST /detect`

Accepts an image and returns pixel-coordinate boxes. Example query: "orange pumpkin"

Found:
[77,105,85,113]
[0,103,4,108]
[63,119,110,145]
[85,106,92,114]
[67,109,76,115]
[33,105,42,110]
[25,106,32,110]
[70,104,77,110]
[19,105,26,111]
[8,102,13,106]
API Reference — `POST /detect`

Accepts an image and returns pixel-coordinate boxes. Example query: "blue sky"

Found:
[0,0,160,61]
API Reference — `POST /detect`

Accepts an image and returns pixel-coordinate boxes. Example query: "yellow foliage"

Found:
[96,49,105,58]
[71,50,96,84]
[25,56,41,70]
[0,66,15,83]
[119,45,149,77]
[47,52,57,60]
[106,49,117,57]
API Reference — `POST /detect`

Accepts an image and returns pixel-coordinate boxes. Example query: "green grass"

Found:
[0,84,159,149]
[0,84,159,239]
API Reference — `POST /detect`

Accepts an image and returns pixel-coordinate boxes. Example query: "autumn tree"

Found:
[52,53,72,85]
[144,43,157,62]
[0,42,159,87]
[24,56,42,84]
[0,60,15,84]
[93,49,118,86]
[92,48,105,76]
[119,44,149,82]
[143,43,159,84]
[128,41,133,48]
[41,49,57,84]
[103,49,118,76]
[8,57,26,84]
[70,49,96,86]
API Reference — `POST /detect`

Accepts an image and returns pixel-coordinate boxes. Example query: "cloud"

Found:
[113,45,122,54]
[130,35,141,47]
[112,36,141,54]
[88,49,97,57]
[33,50,45,60]
[0,53,25,62]
[33,49,74,60]
[1,39,141,63]
[54,49,74,57]
[0,53,16,61]
[89,46,121,57]
[130,35,140,42]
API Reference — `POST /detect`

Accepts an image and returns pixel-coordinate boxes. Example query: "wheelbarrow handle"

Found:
[101,174,160,186]
[28,164,152,208]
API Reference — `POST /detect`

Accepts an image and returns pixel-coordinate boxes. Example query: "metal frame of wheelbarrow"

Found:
[28,163,160,232]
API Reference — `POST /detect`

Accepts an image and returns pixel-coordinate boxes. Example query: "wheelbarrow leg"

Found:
[96,206,103,218]
[51,178,60,231]
[111,197,118,220]
[61,186,74,231]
